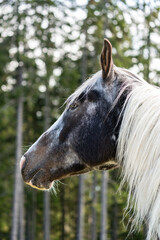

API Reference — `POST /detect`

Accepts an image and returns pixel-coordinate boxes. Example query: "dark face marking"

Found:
[87,90,100,101]
[70,85,121,167]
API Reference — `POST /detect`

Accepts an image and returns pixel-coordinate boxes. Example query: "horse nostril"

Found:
[20,155,26,171]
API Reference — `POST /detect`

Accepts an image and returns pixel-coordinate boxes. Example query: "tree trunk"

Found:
[61,186,65,240]
[31,190,37,240]
[146,3,151,83]
[11,65,24,240]
[100,171,108,240]
[111,195,118,240]
[44,192,50,240]
[43,81,51,240]
[11,1,25,238]
[76,175,85,240]
[76,26,87,240]
[19,185,25,240]
[91,172,97,240]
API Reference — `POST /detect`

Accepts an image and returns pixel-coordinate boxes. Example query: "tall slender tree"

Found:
[43,78,50,240]
[11,1,24,239]
[76,19,88,240]
[76,175,85,240]
[91,172,97,240]
[11,64,24,240]
[100,172,108,240]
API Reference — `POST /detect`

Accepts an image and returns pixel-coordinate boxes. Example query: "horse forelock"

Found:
[117,79,160,240]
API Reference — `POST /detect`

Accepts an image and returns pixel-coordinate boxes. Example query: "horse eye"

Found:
[69,102,79,110]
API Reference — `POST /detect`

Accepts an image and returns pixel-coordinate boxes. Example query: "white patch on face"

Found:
[87,102,97,114]
[65,149,80,165]
[111,135,116,141]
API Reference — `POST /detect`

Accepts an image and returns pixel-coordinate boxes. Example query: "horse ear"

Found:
[100,38,113,81]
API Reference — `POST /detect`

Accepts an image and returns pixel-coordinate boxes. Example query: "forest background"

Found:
[1,0,160,240]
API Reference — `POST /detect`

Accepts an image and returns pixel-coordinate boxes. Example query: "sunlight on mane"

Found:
[117,80,160,240]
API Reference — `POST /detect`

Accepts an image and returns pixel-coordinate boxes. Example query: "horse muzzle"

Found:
[20,155,53,190]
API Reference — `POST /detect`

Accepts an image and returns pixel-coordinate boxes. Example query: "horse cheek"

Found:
[72,113,117,168]
[72,117,100,166]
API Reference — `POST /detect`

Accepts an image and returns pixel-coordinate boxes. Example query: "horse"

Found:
[20,39,160,240]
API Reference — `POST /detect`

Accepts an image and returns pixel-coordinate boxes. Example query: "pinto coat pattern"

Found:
[21,39,160,240]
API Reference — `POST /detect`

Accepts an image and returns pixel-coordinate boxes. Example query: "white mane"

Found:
[117,78,160,240]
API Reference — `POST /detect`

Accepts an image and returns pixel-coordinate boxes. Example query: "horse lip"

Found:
[22,168,53,190]
[27,180,53,190]
[21,167,41,183]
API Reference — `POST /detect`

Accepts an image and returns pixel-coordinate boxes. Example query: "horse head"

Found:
[20,39,126,190]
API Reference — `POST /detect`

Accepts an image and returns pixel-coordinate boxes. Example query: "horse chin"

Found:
[23,165,88,191]
[22,168,54,190]
[26,180,54,191]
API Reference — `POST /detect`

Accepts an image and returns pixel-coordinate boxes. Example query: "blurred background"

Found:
[1,0,160,239]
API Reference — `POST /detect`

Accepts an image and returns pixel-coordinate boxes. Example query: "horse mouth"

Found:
[22,167,53,190]
[26,179,53,190]
[20,155,88,190]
